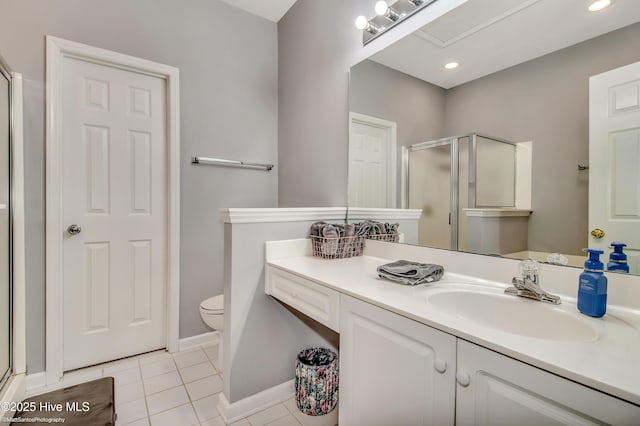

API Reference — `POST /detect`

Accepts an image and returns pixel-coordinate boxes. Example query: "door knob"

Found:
[434,358,447,374]
[67,224,82,235]
[590,228,605,239]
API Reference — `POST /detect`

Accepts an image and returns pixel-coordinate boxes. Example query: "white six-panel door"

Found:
[589,61,640,274]
[348,113,397,208]
[61,56,167,370]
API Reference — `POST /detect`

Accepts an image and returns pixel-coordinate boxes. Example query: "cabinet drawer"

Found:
[266,265,339,332]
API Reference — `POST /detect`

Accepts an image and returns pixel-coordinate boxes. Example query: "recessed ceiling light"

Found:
[444,62,459,70]
[588,0,612,12]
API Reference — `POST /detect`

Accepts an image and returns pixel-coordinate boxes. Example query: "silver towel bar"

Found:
[191,156,274,171]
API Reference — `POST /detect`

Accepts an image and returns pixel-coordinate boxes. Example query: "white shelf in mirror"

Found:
[463,208,532,217]
[347,207,422,220]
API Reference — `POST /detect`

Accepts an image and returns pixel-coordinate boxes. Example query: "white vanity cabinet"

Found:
[455,340,640,425]
[264,262,640,424]
[339,295,457,426]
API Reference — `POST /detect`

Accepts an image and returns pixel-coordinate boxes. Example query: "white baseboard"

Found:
[217,379,295,424]
[0,374,26,419]
[25,371,46,392]
[1,373,26,402]
[178,331,219,352]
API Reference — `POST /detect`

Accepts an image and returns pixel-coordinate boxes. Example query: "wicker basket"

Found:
[295,348,339,416]
[367,233,400,243]
[310,235,365,259]
[310,233,399,259]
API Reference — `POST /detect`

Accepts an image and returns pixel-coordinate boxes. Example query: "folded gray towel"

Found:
[355,220,384,236]
[377,260,444,285]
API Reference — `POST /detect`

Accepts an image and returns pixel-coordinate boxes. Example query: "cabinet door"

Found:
[456,340,640,425]
[339,295,456,426]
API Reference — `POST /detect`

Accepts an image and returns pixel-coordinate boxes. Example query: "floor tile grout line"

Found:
[138,363,152,424]
[87,345,228,426]
[144,355,210,422]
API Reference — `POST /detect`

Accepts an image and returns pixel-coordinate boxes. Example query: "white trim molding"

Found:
[220,207,347,224]
[347,207,422,221]
[0,373,26,417]
[219,207,423,224]
[11,72,26,376]
[25,372,46,393]
[178,331,220,352]
[217,380,294,424]
[45,36,181,386]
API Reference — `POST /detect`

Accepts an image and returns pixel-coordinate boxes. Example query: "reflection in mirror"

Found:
[407,134,521,252]
[348,0,640,274]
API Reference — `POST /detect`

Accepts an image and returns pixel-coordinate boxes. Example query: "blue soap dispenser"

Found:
[578,249,607,318]
[607,242,629,273]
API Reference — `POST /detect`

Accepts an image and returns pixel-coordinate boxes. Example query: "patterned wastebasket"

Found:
[295,348,339,416]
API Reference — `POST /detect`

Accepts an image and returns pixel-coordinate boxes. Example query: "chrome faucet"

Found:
[505,259,561,305]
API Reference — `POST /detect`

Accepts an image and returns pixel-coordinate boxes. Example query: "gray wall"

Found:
[0,0,278,373]
[350,60,446,208]
[224,220,338,403]
[278,0,377,207]
[444,22,640,255]
[350,60,446,149]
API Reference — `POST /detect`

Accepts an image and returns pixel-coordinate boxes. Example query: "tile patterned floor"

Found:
[29,343,338,426]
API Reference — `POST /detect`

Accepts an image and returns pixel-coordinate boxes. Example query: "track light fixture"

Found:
[355,15,380,34]
[355,0,436,45]
[375,1,401,21]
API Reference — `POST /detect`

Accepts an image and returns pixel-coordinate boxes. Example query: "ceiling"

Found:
[218,0,298,22]
[370,0,640,89]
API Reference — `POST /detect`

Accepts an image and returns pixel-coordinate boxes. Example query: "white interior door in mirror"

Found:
[348,113,397,208]
[62,56,167,370]
[589,61,640,274]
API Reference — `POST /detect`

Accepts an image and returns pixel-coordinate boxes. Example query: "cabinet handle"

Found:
[456,372,471,387]
[434,359,447,374]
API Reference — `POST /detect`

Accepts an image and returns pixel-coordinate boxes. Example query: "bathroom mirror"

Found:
[347,0,640,274]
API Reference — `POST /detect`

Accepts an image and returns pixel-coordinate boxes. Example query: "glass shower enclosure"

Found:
[403,133,517,251]
[0,58,12,393]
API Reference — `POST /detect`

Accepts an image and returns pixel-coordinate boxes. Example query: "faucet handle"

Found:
[519,258,540,283]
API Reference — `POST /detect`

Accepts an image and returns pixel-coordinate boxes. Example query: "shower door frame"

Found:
[402,133,518,251]
[0,53,26,401]
[404,136,462,250]
[0,57,12,392]
[468,133,519,209]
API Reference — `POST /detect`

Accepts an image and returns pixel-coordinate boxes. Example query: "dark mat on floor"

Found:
[11,376,115,426]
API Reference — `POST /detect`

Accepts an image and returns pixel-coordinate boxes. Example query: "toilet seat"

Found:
[200,294,223,313]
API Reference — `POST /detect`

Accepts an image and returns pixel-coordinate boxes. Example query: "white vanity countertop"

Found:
[266,248,640,406]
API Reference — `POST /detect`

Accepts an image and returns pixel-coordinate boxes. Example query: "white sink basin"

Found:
[427,289,598,342]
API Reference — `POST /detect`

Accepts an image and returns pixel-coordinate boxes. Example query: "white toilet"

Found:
[200,294,224,366]
[200,294,224,331]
